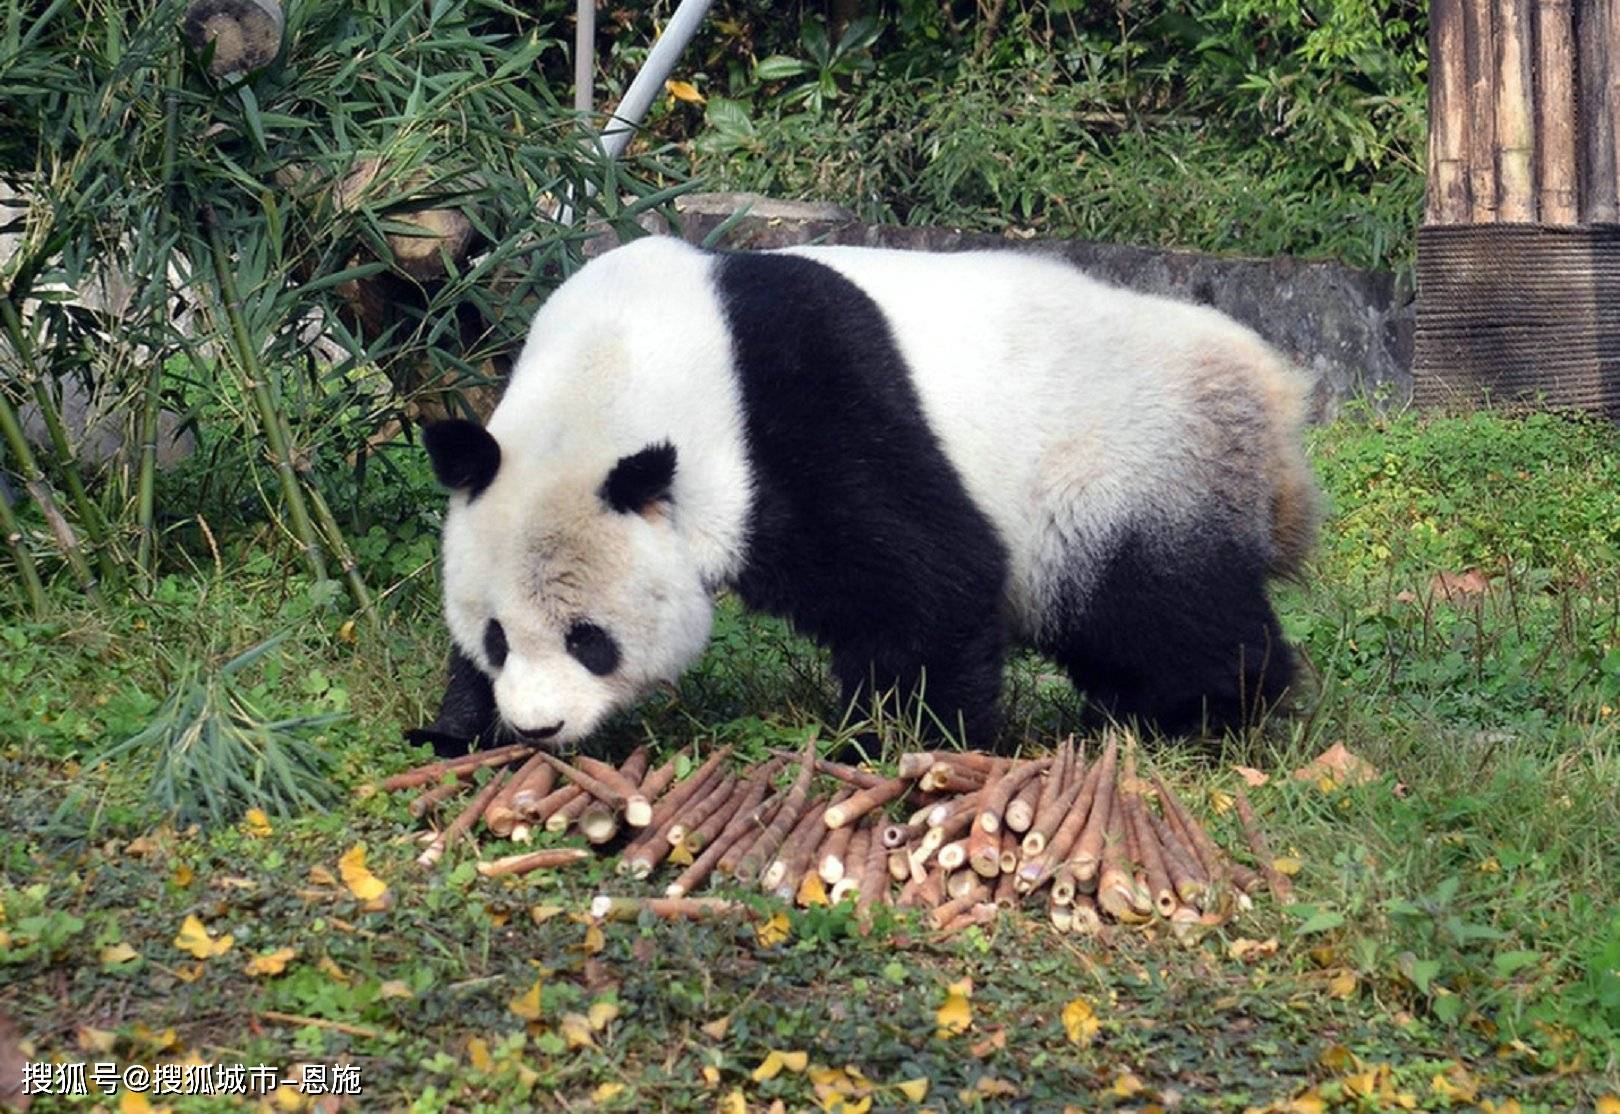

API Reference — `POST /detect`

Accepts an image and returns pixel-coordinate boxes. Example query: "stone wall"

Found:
[662,193,1415,420]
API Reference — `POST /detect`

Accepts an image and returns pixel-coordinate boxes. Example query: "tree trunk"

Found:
[1534,0,1580,225]
[1493,0,1536,221]
[1427,0,1471,224]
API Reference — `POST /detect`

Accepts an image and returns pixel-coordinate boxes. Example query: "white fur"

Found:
[442,236,1313,736]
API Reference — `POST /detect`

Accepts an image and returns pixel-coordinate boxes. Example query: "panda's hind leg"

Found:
[832,620,1007,751]
[1050,530,1293,737]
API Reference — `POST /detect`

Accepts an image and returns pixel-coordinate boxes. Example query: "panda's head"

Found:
[423,419,715,747]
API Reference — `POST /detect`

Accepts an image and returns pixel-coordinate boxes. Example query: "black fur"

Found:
[715,252,1010,747]
[405,644,499,757]
[600,442,677,514]
[483,619,508,669]
[1043,528,1292,735]
[423,419,501,499]
[566,620,621,676]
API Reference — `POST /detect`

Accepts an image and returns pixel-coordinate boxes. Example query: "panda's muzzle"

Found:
[513,721,565,742]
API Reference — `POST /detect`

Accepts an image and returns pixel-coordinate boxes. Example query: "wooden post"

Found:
[1578,0,1619,223]
[1428,0,1471,224]
[1493,0,1536,222]
[1463,0,1498,221]
[1534,0,1580,225]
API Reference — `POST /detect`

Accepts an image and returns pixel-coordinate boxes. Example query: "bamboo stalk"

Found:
[1153,775,1261,895]
[0,462,46,615]
[1070,736,1119,881]
[1018,748,1102,893]
[717,791,784,878]
[383,743,535,791]
[680,778,744,855]
[831,825,869,904]
[137,57,184,586]
[734,735,817,882]
[936,837,970,872]
[509,755,560,816]
[1,299,118,588]
[1051,864,1076,906]
[937,902,997,937]
[530,783,583,827]
[772,752,888,789]
[1533,0,1579,224]
[486,750,553,835]
[992,863,1018,909]
[1426,0,1470,223]
[823,776,909,830]
[997,828,1018,875]
[931,883,991,928]
[1463,0,1498,221]
[1493,0,1536,221]
[300,471,378,632]
[1149,808,1209,908]
[590,895,739,921]
[639,747,736,837]
[0,377,103,605]
[410,776,468,819]
[1096,782,1139,921]
[539,753,648,826]
[1125,788,1176,917]
[666,777,773,898]
[419,771,509,868]
[975,757,1048,836]
[818,803,857,884]
[762,797,832,894]
[1234,787,1293,903]
[1022,742,1081,858]
[202,207,329,584]
[545,787,593,834]
[924,765,988,794]
[897,750,1001,780]
[638,755,681,804]
[1071,894,1102,936]
[476,847,591,877]
[857,823,890,916]
[670,773,738,850]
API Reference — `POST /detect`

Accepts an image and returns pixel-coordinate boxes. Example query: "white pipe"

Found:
[573,0,594,114]
[599,0,716,160]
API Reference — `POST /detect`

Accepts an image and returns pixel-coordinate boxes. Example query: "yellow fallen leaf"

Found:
[1227,936,1279,962]
[895,1078,929,1101]
[701,1014,731,1040]
[1208,788,1234,814]
[1293,742,1378,789]
[580,922,606,955]
[100,942,139,966]
[243,808,273,837]
[509,978,543,1021]
[752,1048,809,1081]
[244,947,296,977]
[824,1095,872,1113]
[668,842,695,866]
[968,1027,1006,1057]
[1233,766,1270,787]
[308,865,337,886]
[1479,1101,1522,1114]
[560,1012,595,1049]
[798,871,830,907]
[588,1000,620,1030]
[1431,1064,1479,1102]
[1598,1098,1620,1114]
[530,903,564,924]
[719,1091,747,1114]
[1272,856,1302,876]
[317,956,350,983]
[77,1026,117,1053]
[1109,1071,1145,1098]
[1327,970,1358,999]
[757,911,791,947]
[175,960,206,983]
[666,78,706,104]
[169,862,194,887]
[378,979,414,1000]
[119,1093,171,1114]
[962,1076,1020,1102]
[467,1035,493,1072]
[1061,996,1100,1046]
[338,844,388,902]
[935,978,973,1039]
[592,1082,626,1102]
[173,914,234,959]
[701,1065,720,1087]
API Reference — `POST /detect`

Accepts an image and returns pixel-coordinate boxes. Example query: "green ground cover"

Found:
[3,408,1620,1111]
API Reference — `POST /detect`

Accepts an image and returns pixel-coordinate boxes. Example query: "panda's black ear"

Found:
[600,441,677,515]
[423,419,501,498]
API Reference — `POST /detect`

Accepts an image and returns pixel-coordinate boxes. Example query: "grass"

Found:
[3,406,1620,1110]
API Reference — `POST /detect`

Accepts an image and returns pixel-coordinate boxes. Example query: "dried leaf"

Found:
[316,956,350,983]
[580,922,606,955]
[172,914,233,959]
[935,978,973,1038]
[1227,937,1279,963]
[308,865,337,886]
[666,79,706,104]
[1061,997,1100,1047]
[591,1082,626,1102]
[378,979,414,1000]
[244,947,295,977]
[701,1015,731,1040]
[169,862,194,887]
[1430,1064,1479,1103]
[1272,856,1302,876]
[719,1091,747,1114]
[77,1026,117,1053]
[509,978,543,1021]
[798,872,830,907]
[1292,743,1378,789]
[752,1049,809,1081]
[1327,970,1358,999]
[560,1013,595,1049]
[1598,1099,1620,1114]
[1430,568,1491,599]
[587,1000,620,1030]
[530,903,564,924]
[895,1078,929,1101]
[1233,766,1270,787]
[968,1027,1006,1057]
[242,808,273,837]
[1109,1071,1145,1098]
[756,911,792,948]
[338,844,388,903]
[467,1036,493,1072]
[100,942,139,966]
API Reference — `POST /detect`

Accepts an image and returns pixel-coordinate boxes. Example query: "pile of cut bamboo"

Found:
[383,730,1284,936]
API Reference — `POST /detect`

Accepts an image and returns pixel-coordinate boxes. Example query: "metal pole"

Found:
[599,0,716,160]
[574,0,594,115]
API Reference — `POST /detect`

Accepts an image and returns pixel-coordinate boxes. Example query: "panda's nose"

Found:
[514,721,564,741]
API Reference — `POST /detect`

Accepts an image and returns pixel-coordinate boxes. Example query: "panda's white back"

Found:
[781,244,1311,634]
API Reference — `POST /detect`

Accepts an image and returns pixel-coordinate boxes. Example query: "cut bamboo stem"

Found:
[590,895,739,921]
[477,847,591,877]
[762,797,832,894]
[1069,734,1118,882]
[857,822,890,917]
[976,756,1049,836]
[669,773,737,850]
[410,776,468,819]
[571,754,653,826]
[667,777,774,898]
[1125,788,1176,918]
[1005,761,1048,833]
[823,776,909,830]
[1022,742,1080,859]
[419,770,509,868]
[680,778,744,855]
[818,804,856,884]
[486,750,552,835]
[383,743,535,791]
[1234,787,1293,903]
[734,735,817,883]
[931,882,992,928]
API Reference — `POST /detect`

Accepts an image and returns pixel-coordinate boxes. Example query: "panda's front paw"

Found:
[403,726,480,759]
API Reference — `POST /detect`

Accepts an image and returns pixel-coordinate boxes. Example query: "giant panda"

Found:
[411,236,1319,755]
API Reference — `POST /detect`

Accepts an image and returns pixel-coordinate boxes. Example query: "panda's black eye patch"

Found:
[483,619,508,669]
[565,620,620,676]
